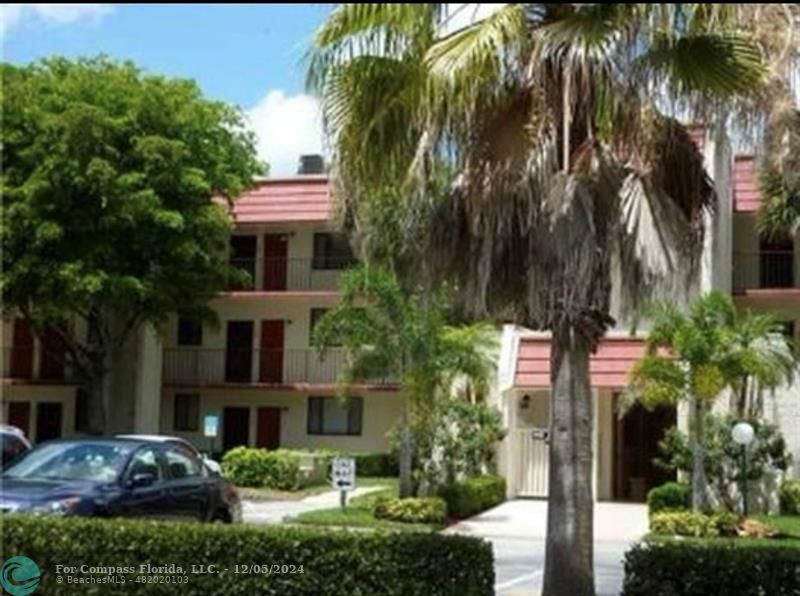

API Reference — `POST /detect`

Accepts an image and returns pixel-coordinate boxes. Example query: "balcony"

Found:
[1,347,75,383]
[162,348,394,387]
[733,251,798,293]
[227,257,357,293]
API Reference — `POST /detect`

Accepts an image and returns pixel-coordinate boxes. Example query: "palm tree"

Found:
[308,5,798,595]
[312,265,496,497]
[627,291,796,511]
[758,104,800,238]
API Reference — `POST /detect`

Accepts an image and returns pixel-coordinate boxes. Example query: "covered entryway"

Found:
[613,398,676,502]
[222,406,250,451]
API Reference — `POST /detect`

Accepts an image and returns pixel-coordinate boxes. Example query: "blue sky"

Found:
[1,4,334,174]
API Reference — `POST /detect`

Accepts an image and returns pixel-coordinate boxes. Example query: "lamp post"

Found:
[731,421,755,516]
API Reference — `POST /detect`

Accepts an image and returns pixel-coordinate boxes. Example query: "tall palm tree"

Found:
[312,265,496,497]
[627,291,796,511]
[308,5,798,595]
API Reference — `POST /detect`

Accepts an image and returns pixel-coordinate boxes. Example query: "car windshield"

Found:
[2,442,134,483]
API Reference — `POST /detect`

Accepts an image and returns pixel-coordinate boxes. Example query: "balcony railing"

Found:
[1,347,74,382]
[162,348,394,386]
[227,257,357,292]
[733,251,798,292]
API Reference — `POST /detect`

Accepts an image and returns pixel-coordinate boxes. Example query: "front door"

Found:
[259,320,284,383]
[614,399,676,501]
[515,391,550,498]
[222,407,250,451]
[7,402,30,436]
[263,234,288,291]
[39,326,66,381]
[225,321,253,383]
[256,407,281,450]
[35,402,63,442]
[9,319,33,379]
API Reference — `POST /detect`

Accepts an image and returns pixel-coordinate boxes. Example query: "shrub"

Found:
[221,447,301,490]
[349,452,399,477]
[373,497,447,524]
[779,478,800,515]
[0,515,494,595]
[623,539,800,595]
[650,511,738,538]
[440,475,506,519]
[647,481,691,515]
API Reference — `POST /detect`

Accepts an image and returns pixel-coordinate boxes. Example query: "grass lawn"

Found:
[758,515,800,543]
[286,477,440,532]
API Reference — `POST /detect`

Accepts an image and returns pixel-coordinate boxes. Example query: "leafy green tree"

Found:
[1,57,262,433]
[757,102,800,238]
[627,292,795,511]
[312,265,496,497]
[309,4,797,594]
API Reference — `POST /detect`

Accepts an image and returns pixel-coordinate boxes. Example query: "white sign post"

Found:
[331,457,356,508]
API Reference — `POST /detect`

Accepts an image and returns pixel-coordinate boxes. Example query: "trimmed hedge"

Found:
[373,497,447,524]
[1,515,494,595]
[779,479,800,515]
[623,539,800,595]
[221,447,301,490]
[649,511,738,538]
[440,475,506,519]
[647,481,690,515]
[349,452,398,477]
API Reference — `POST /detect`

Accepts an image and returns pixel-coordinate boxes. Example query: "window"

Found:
[173,394,200,431]
[310,308,329,342]
[126,447,162,482]
[177,317,203,346]
[312,233,355,270]
[229,235,257,289]
[164,445,203,479]
[307,396,363,435]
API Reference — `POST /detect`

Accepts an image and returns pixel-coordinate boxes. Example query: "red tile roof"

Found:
[515,337,647,388]
[733,156,761,213]
[226,176,331,224]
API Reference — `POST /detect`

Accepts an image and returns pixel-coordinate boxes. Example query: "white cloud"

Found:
[0,4,113,37]
[246,89,323,176]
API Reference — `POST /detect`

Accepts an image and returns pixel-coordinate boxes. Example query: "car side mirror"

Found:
[129,472,156,488]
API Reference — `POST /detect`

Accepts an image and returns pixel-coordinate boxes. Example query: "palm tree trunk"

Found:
[690,397,710,512]
[398,396,414,498]
[543,331,595,596]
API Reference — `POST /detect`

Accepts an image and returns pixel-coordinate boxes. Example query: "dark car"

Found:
[0,438,241,522]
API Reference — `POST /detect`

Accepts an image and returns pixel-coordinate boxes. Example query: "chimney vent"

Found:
[298,154,325,175]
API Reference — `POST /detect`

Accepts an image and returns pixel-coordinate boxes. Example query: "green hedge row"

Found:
[649,511,738,538]
[623,539,800,595]
[349,452,398,477]
[1,515,494,595]
[221,447,301,489]
[440,475,506,519]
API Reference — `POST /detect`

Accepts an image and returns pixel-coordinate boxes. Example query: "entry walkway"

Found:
[242,485,383,524]
[444,499,648,596]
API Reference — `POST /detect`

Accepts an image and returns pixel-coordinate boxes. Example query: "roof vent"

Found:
[298,154,325,175]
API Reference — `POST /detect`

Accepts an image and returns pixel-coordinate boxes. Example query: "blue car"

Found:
[0,438,241,522]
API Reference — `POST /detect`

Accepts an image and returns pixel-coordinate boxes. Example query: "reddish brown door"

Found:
[9,319,34,379]
[263,234,288,291]
[259,320,284,383]
[7,402,30,436]
[40,326,65,381]
[256,407,281,450]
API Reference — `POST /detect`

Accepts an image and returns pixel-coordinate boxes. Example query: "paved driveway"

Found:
[445,500,648,596]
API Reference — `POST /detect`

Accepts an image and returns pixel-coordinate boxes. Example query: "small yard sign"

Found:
[203,415,219,438]
[331,457,356,508]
